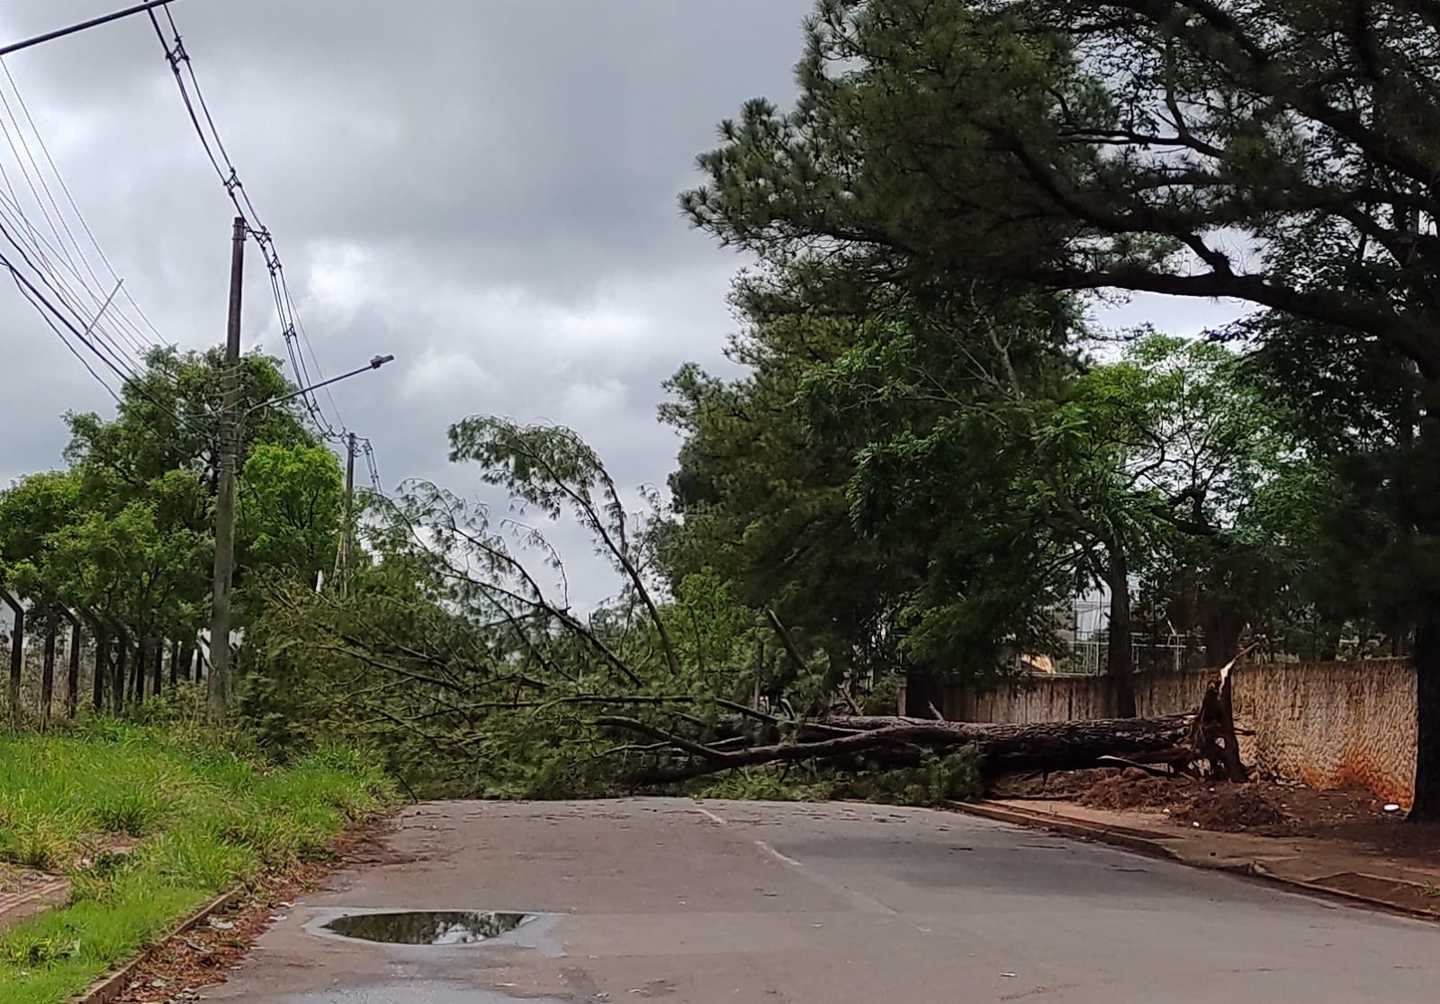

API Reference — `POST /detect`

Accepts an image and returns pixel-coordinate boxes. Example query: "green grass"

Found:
[0,721,396,1004]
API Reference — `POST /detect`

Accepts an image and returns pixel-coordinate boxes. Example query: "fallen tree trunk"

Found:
[602,659,1250,786]
[603,712,1198,784]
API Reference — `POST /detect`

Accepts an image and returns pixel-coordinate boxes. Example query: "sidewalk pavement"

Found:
[948,798,1440,921]
[0,863,69,932]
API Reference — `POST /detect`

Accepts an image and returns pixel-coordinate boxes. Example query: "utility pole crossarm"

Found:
[0,1,181,59]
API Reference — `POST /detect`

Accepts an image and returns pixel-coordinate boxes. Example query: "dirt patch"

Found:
[110,817,395,1004]
[1072,770,1288,830]
[991,769,1115,801]
[1077,771,1200,811]
[999,768,1440,863]
[1171,787,1288,830]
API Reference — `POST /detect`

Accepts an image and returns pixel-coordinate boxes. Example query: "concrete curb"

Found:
[75,887,244,1004]
[945,800,1440,924]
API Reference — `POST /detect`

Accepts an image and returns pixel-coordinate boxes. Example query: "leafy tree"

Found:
[0,347,343,714]
[65,347,312,497]
[237,443,346,598]
[660,310,928,699]
[0,471,80,593]
[685,0,1440,817]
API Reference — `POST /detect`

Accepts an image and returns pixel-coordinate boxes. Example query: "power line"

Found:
[0,234,224,451]
[360,438,383,492]
[1,246,133,390]
[148,8,348,439]
[0,56,170,350]
[0,191,149,375]
[8,266,119,403]
[0,56,180,389]
[0,212,145,383]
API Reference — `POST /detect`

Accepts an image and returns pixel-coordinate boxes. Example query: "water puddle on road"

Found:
[322,910,531,946]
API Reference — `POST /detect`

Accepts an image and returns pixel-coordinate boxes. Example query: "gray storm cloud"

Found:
[0,0,813,605]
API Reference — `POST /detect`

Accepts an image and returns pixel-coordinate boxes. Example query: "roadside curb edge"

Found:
[944,799,1440,925]
[74,887,244,1004]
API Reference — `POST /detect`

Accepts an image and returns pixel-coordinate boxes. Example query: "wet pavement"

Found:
[319,910,533,945]
[204,798,1440,1003]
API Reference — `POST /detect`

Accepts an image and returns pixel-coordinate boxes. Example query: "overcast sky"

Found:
[0,0,1243,606]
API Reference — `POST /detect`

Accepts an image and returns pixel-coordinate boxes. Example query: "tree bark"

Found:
[1411,604,1440,820]
[1106,550,1137,718]
[612,711,1202,785]
[112,631,128,714]
[152,639,164,696]
[92,623,109,713]
[605,663,1247,787]
[903,668,947,719]
[64,612,81,720]
[1203,607,1244,668]
[133,638,147,704]
[1409,379,1440,821]
[41,605,58,726]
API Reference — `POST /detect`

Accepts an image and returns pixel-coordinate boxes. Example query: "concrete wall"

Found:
[950,660,1418,807]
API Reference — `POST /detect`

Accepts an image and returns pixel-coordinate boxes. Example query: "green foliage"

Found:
[681,0,1440,673]
[0,723,394,1004]
[692,748,982,807]
[0,348,346,719]
[238,443,345,600]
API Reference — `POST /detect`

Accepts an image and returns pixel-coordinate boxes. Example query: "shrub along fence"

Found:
[946,660,1418,807]
[0,590,203,726]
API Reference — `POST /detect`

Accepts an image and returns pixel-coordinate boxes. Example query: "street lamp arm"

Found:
[244,354,395,419]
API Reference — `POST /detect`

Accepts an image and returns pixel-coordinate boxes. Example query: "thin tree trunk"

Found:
[1409,379,1440,821]
[1412,604,1440,820]
[112,633,128,714]
[92,624,109,713]
[65,615,81,720]
[170,639,181,687]
[41,606,58,726]
[1106,550,1137,718]
[133,638,147,704]
[152,639,163,697]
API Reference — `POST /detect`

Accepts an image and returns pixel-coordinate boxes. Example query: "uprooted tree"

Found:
[251,417,1248,799]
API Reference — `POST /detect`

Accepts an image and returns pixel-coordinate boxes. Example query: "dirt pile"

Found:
[1077,770,1196,810]
[1074,770,1290,831]
[1171,787,1288,830]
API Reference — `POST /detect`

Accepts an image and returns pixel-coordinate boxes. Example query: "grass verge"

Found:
[0,720,395,1004]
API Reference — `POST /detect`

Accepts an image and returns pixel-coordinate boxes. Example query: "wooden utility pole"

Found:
[207,217,245,720]
[340,431,357,596]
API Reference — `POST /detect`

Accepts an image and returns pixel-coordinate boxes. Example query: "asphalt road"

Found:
[205,799,1440,1003]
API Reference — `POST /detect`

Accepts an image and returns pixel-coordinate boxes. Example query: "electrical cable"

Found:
[1,56,171,350]
[9,265,119,403]
[148,8,349,439]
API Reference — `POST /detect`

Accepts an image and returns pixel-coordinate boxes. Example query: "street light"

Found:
[244,354,396,419]
[208,352,395,718]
